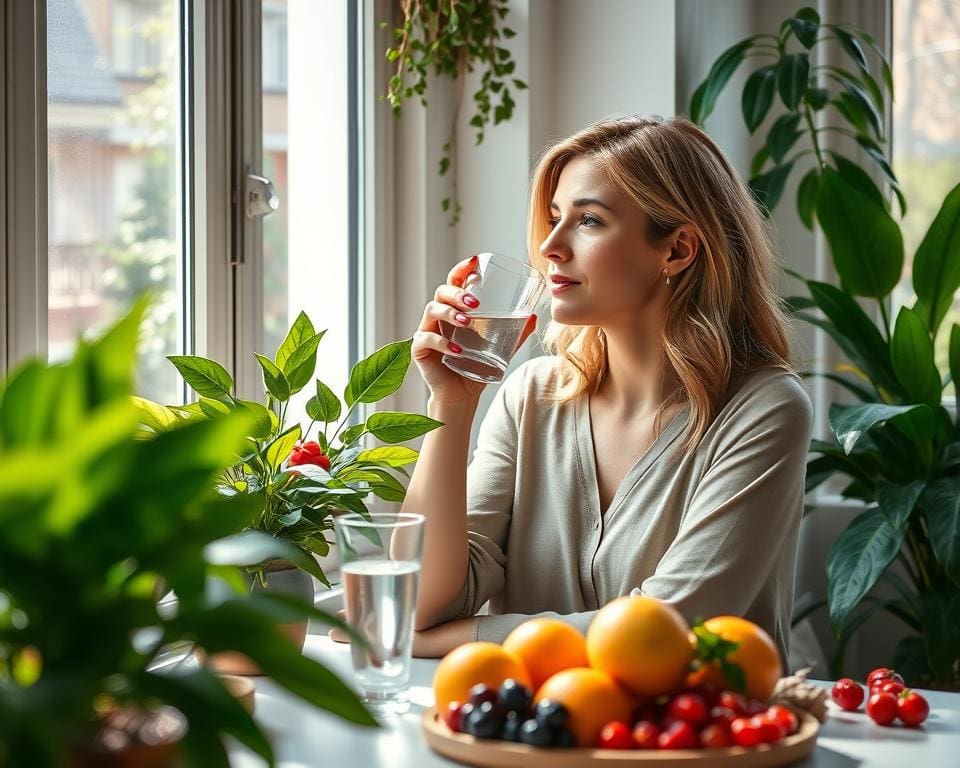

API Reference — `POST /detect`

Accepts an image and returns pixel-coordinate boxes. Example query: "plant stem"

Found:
[905,526,932,592]
[877,298,891,343]
[803,106,825,170]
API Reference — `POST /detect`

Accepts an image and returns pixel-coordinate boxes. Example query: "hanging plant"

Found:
[383,0,527,224]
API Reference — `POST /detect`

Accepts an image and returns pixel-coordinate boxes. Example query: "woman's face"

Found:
[540,155,671,330]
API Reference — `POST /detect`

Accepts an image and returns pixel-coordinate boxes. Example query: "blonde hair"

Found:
[528,116,795,454]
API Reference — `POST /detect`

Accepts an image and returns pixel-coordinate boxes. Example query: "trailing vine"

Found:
[383,0,527,224]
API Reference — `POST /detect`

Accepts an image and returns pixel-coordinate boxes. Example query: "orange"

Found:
[689,616,782,701]
[534,668,632,747]
[432,641,531,713]
[502,618,589,690]
[586,595,693,698]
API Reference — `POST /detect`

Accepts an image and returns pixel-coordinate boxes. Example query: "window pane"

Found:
[262,0,353,417]
[47,0,184,403]
[892,0,960,379]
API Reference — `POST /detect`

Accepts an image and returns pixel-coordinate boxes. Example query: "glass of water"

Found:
[333,512,426,716]
[440,252,545,383]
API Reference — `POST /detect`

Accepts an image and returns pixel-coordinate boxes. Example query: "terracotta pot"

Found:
[208,559,314,676]
[70,707,187,768]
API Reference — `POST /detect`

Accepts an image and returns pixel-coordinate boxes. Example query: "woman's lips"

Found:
[550,279,580,295]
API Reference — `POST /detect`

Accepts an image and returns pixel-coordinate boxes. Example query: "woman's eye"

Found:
[581,213,601,227]
[547,217,560,228]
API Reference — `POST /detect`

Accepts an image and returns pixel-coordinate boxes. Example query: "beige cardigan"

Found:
[431,356,814,664]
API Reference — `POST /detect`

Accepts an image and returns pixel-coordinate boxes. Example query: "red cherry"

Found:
[657,720,699,750]
[444,701,464,732]
[753,715,787,743]
[632,720,661,749]
[866,667,895,687]
[700,724,732,748]
[709,705,737,731]
[598,721,634,749]
[867,692,899,726]
[831,678,865,711]
[897,690,930,727]
[666,693,709,727]
[730,717,762,747]
[879,679,905,696]
[765,704,799,735]
[685,682,721,707]
[717,691,749,717]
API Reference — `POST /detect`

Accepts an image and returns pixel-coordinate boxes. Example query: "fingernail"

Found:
[449,342,463,354]
[455,312,470,325]
[463,294,480,308]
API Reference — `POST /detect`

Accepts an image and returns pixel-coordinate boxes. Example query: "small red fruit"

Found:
[598,721,634,750]
[700,724,732,748]
[831,678,865,711]
[709,705,737,731]
[867,668,904,692]
[666,693,709,727]
[444,701,464,732]
[878,679,905,696]
[657,720,699,750]
[867,692,898,726]
[632,720,661,749]
[746,698,768,716]
[753,715,787,743]
[897,690,930,727]
[717,691,749,717]
[730,717,762,747]
[765,704,799,735]
[686,682,720,707]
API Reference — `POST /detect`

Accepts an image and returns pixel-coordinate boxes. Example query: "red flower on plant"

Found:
[289,440,331,470]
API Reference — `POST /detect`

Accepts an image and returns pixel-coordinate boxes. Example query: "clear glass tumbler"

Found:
[440,252,546,383]
[333,512,426,716]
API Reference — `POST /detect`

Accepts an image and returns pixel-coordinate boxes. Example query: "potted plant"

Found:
[0,300,378,766]
[691,6,960,688]
[143,311,440,668]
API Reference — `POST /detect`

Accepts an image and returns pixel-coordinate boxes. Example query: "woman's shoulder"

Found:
[713,367,814,435]
[501,355,564,395]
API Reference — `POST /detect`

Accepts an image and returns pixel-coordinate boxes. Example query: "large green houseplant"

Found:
[0,301,377,766]
[691,6,960,687]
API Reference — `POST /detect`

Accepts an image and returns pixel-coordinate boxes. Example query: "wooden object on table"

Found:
[421,706,819,767]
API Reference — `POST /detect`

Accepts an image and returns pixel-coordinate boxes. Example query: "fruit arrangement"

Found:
[831,667,930,728]
[430,596,811,752]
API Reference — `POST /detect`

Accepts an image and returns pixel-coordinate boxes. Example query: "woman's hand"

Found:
[412,255,537,407]
[328,611,476,658]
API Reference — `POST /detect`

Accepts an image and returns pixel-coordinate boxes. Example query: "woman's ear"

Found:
[666,227,700,275]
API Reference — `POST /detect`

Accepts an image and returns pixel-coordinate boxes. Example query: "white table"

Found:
[228,635,960,767]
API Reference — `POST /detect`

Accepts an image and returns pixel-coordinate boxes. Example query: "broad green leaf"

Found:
[796,168,819,230]
[749,162,794,215]
[88,295,149,405]
[356,446,419,468]
[951,324,960,417]
[922,478,960,586]
[829,152,885,209]
[363,468,407,502]
[306,380,342,423]
[805,280,899,394]
[890,307,941,406]
[275,311,315,370]
[847,26,894,95]
[283,331,326,395]
[776,53,810,110]
[921,591,960,681]
[255,353,290,401]
[265,424,301,470]
[237,399,273,440]
[366,412,443,443]
[913,182,960,337]
[827,506,907,632]
[750,145,770,177]
[205,530,300,567]
[787,10,819,48]
[339,423,367,445]
[741,66,777,133]
[344,339,412,407]
[829,402,933,454]
[855,137,907,215]
[690,38,754,124]
[800,370,874,402]
[875,480,925,529]
[816,166,903,298]
[168,355,234,401]
[841,81,883,139]
[766,114,802,164]
[805,87,829,110]
[831,26,870,77]
[132,396,181,432]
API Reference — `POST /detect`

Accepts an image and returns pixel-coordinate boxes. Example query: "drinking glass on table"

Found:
[333,512,426,716]
[440,252,546,383]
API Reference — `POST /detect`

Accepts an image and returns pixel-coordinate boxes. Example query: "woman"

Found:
[336,116,813,664]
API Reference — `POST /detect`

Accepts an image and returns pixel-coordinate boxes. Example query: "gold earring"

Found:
[664,268,671,285]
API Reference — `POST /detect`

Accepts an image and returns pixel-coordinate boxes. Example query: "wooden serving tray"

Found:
[421,707,819,768]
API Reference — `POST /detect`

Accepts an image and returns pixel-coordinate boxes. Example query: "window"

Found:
[892,0,960,376]
[262,4,288,92]
[111,0,167,78]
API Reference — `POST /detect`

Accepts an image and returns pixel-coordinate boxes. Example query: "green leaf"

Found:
[265,424,301,470]
[831,26,870,78]
[132,396,181,432]
[766,114,802,164]
[365,412,443,443]
[796,168,819,230]
[805,87,829,110]
[255,353,290,401]
[787,12,819,48]
[306,380,343,424]
[750,145,770,177]
[875,480,925,529]
[690,38,754,124]
[891,307,941,406]
[205,530,301,567]
[854,137,906,215]
[168,355,234,401]
[913,182,960,338]
[816,166,903,298]
[841,81,883,139]
[344,339,412,407]
[829,402,933,454]
[741,66,777,133]
[827,506,907,632]
[237,399,273,440]
[749,162,794,215]
[921,591,960,681]
[364,469,407,502]
[339,423,367,445]
[356,446,419,468]
[829,152,885,209]
[800,371,875,402]
[275,311,315,370]
[951,324,960,417]
[922,478,960,586]
[284,331,326,395]
[776,53,810,110]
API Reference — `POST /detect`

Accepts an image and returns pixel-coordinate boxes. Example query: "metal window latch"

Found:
[245,173,279,219]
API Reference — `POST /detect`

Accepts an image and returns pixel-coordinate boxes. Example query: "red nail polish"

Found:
[449,342,463,354]
[463,294,480,308]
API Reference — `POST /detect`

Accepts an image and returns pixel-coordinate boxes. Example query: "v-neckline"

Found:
[575,396,689,520]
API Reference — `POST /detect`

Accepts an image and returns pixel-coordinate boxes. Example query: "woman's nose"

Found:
[540,227,571,263]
